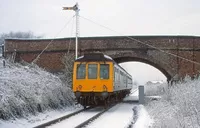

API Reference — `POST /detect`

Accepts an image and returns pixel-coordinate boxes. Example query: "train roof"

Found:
[75,53,113,62]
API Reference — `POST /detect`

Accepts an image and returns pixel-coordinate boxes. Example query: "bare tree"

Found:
[60,54,75,88]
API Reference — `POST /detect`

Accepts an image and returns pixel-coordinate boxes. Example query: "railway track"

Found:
[33,104,115,128]
[75,104,115,128]
[33,107,92,128]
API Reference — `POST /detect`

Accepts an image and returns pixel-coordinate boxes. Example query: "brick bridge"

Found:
[3,36,200,82]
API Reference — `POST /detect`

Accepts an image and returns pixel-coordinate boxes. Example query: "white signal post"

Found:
[63,3,79,59]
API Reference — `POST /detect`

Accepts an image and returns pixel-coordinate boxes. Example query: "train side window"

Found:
[128,78,132,84]
[115,67,117,81]
[124,75,126,83]
[117,69,120,81]
[88,64,98,79]
[114,67,116,79]
[100,64,109,79]
[76,64,86,79]
[120,71,123,81]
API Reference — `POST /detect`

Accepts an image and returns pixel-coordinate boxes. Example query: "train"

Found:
[72,53,133,108]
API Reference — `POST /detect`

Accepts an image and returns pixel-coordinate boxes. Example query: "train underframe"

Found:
[75,90,131,108]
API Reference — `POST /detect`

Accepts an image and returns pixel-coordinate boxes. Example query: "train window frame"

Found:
[76,64,86,79]
[100,64,109,79]
[88,64,98,79]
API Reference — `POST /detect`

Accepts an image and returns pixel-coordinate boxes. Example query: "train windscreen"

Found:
[88,64,98,79]
[76,64,86,79]
[100,64,109,79]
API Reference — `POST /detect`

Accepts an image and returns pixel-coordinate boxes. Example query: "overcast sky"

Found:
[1,0,200,84]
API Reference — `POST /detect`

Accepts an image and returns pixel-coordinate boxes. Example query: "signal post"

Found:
[63,3,79,59]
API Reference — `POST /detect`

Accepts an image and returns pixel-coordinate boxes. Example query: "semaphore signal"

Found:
[63,3,80,60]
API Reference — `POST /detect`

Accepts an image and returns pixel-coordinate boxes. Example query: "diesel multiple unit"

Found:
[73,53,133,107]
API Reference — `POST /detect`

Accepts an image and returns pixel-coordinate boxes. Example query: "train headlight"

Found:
[101,91,108,98]
[75,91,81,98]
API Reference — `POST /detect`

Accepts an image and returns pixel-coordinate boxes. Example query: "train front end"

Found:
[72,53,114,107]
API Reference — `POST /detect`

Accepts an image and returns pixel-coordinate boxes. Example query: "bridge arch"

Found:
[113,56,172,82]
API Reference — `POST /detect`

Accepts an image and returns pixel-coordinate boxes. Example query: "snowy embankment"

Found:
[145,77,200,128]
[0,58,75,120]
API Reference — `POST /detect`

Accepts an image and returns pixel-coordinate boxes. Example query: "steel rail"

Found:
[75,104,116,128]
[33,107,92,128]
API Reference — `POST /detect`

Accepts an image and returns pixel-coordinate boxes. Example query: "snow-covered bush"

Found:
[146,76,200,128]
[0,59,75,120]
[144,82,167,96]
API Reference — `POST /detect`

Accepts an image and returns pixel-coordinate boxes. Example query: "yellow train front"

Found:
[73,53,133,107]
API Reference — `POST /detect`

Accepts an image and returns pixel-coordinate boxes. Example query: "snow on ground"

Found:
[87,90,152,128]
[0,106,82,128]
[87,103,135,128]
[44,89,153,128]
[133,105,153,128]
[48,107,103,128]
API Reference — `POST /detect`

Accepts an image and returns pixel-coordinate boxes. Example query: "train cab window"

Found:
[100,64,109,79]
[77,64,86,79]
[88,64,98,79]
